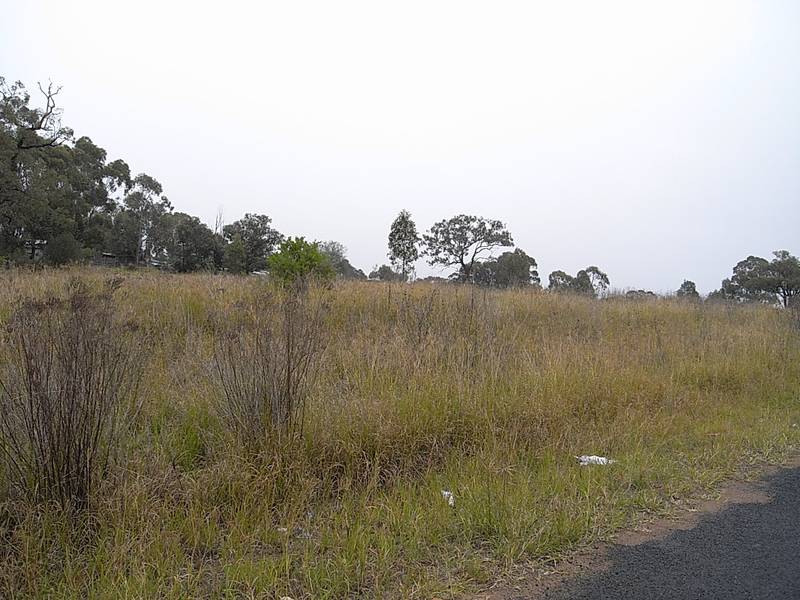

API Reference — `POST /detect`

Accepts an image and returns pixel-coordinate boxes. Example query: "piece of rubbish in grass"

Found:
[276,525,312,539]
[576,455,616,466]
[441,490,455,507]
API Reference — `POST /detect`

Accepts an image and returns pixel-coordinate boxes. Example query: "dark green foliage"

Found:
[108,210,141,264]
[0,79,142,262]
[737,251,800,308]
[369,264,404,281]
[222,214,282,274]
[676,280,700,300]
[3,77,795,301]
[422,215,513,282]
[473,248,540,288]
[709,251,800,307]
[2,78,282,274]
[388,209,419,280]
[707,278,740,303]
[548,266,610,297]
[320,241,366,279]
[158,212,222,272]
[111,173,172,265]
[1,79,72,259]
[625,289,657,300]
[571,270,596,295]
[268,237,335,284]
[223,234,247,274]
[582,266,610,294]
[44,232,83,266]
[548,270,573,291]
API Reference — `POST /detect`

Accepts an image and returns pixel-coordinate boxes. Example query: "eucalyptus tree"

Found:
[1,78,132,260]
[1,78,73,258]
[369,264,403,281]
[474,248,540,288]
[676,280,700,299]
[388,209,419,281]
[548,266,610,298]
[222,213,282,273]
[111,173,172,265]
[159,212,221,272]
[422,214,512,282]
[711,251,800,307]
[320,240,366,279]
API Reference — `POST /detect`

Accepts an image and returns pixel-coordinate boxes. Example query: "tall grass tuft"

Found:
[0,278,143,510]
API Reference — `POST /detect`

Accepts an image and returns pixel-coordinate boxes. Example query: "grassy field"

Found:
[0,268,799,599]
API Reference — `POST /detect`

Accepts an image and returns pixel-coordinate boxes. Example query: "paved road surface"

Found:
[534,464,800,599]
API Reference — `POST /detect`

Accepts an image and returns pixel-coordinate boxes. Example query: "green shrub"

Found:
[268,237,334,284]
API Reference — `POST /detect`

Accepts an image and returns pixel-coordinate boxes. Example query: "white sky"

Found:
[2,1,798,292]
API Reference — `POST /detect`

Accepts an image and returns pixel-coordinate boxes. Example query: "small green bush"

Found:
[268,237,334,285]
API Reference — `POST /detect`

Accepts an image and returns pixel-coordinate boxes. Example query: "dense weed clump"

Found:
[0,268,798,598]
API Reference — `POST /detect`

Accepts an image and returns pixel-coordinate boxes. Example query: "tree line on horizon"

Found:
[1,78,798,305]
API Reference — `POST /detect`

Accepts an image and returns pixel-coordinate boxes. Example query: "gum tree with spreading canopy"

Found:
[422,214,512,283]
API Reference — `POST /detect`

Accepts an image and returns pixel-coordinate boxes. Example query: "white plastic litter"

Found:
[441,490,455,507]
[576,455,616,466]
[276,525,312,539]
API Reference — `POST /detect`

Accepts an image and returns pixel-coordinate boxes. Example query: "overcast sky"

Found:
[2,1,798,292]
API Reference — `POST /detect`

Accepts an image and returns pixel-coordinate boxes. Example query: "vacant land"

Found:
[0,269,798,599]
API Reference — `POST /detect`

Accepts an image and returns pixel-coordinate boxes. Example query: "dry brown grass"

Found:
[0,267,798,598]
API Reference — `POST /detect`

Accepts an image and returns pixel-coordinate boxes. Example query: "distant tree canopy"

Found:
[548,266,610,297]
[222,214,282,274]
[223,235,247,274]
[111,174,173,266]
[388,209,419,281]
[676,280,700,300]
[473,248,540,288]
[2,78,98,260]
[1,77,220,271]
[709,251,800,307]
[43,231,83,266]
[158,212,222,272]
[3,79,797,298]
[320,240,366,280]
[369,264,404,282]
[2,78,304,274]
[625,289,657,300]
[423,215,512,282]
